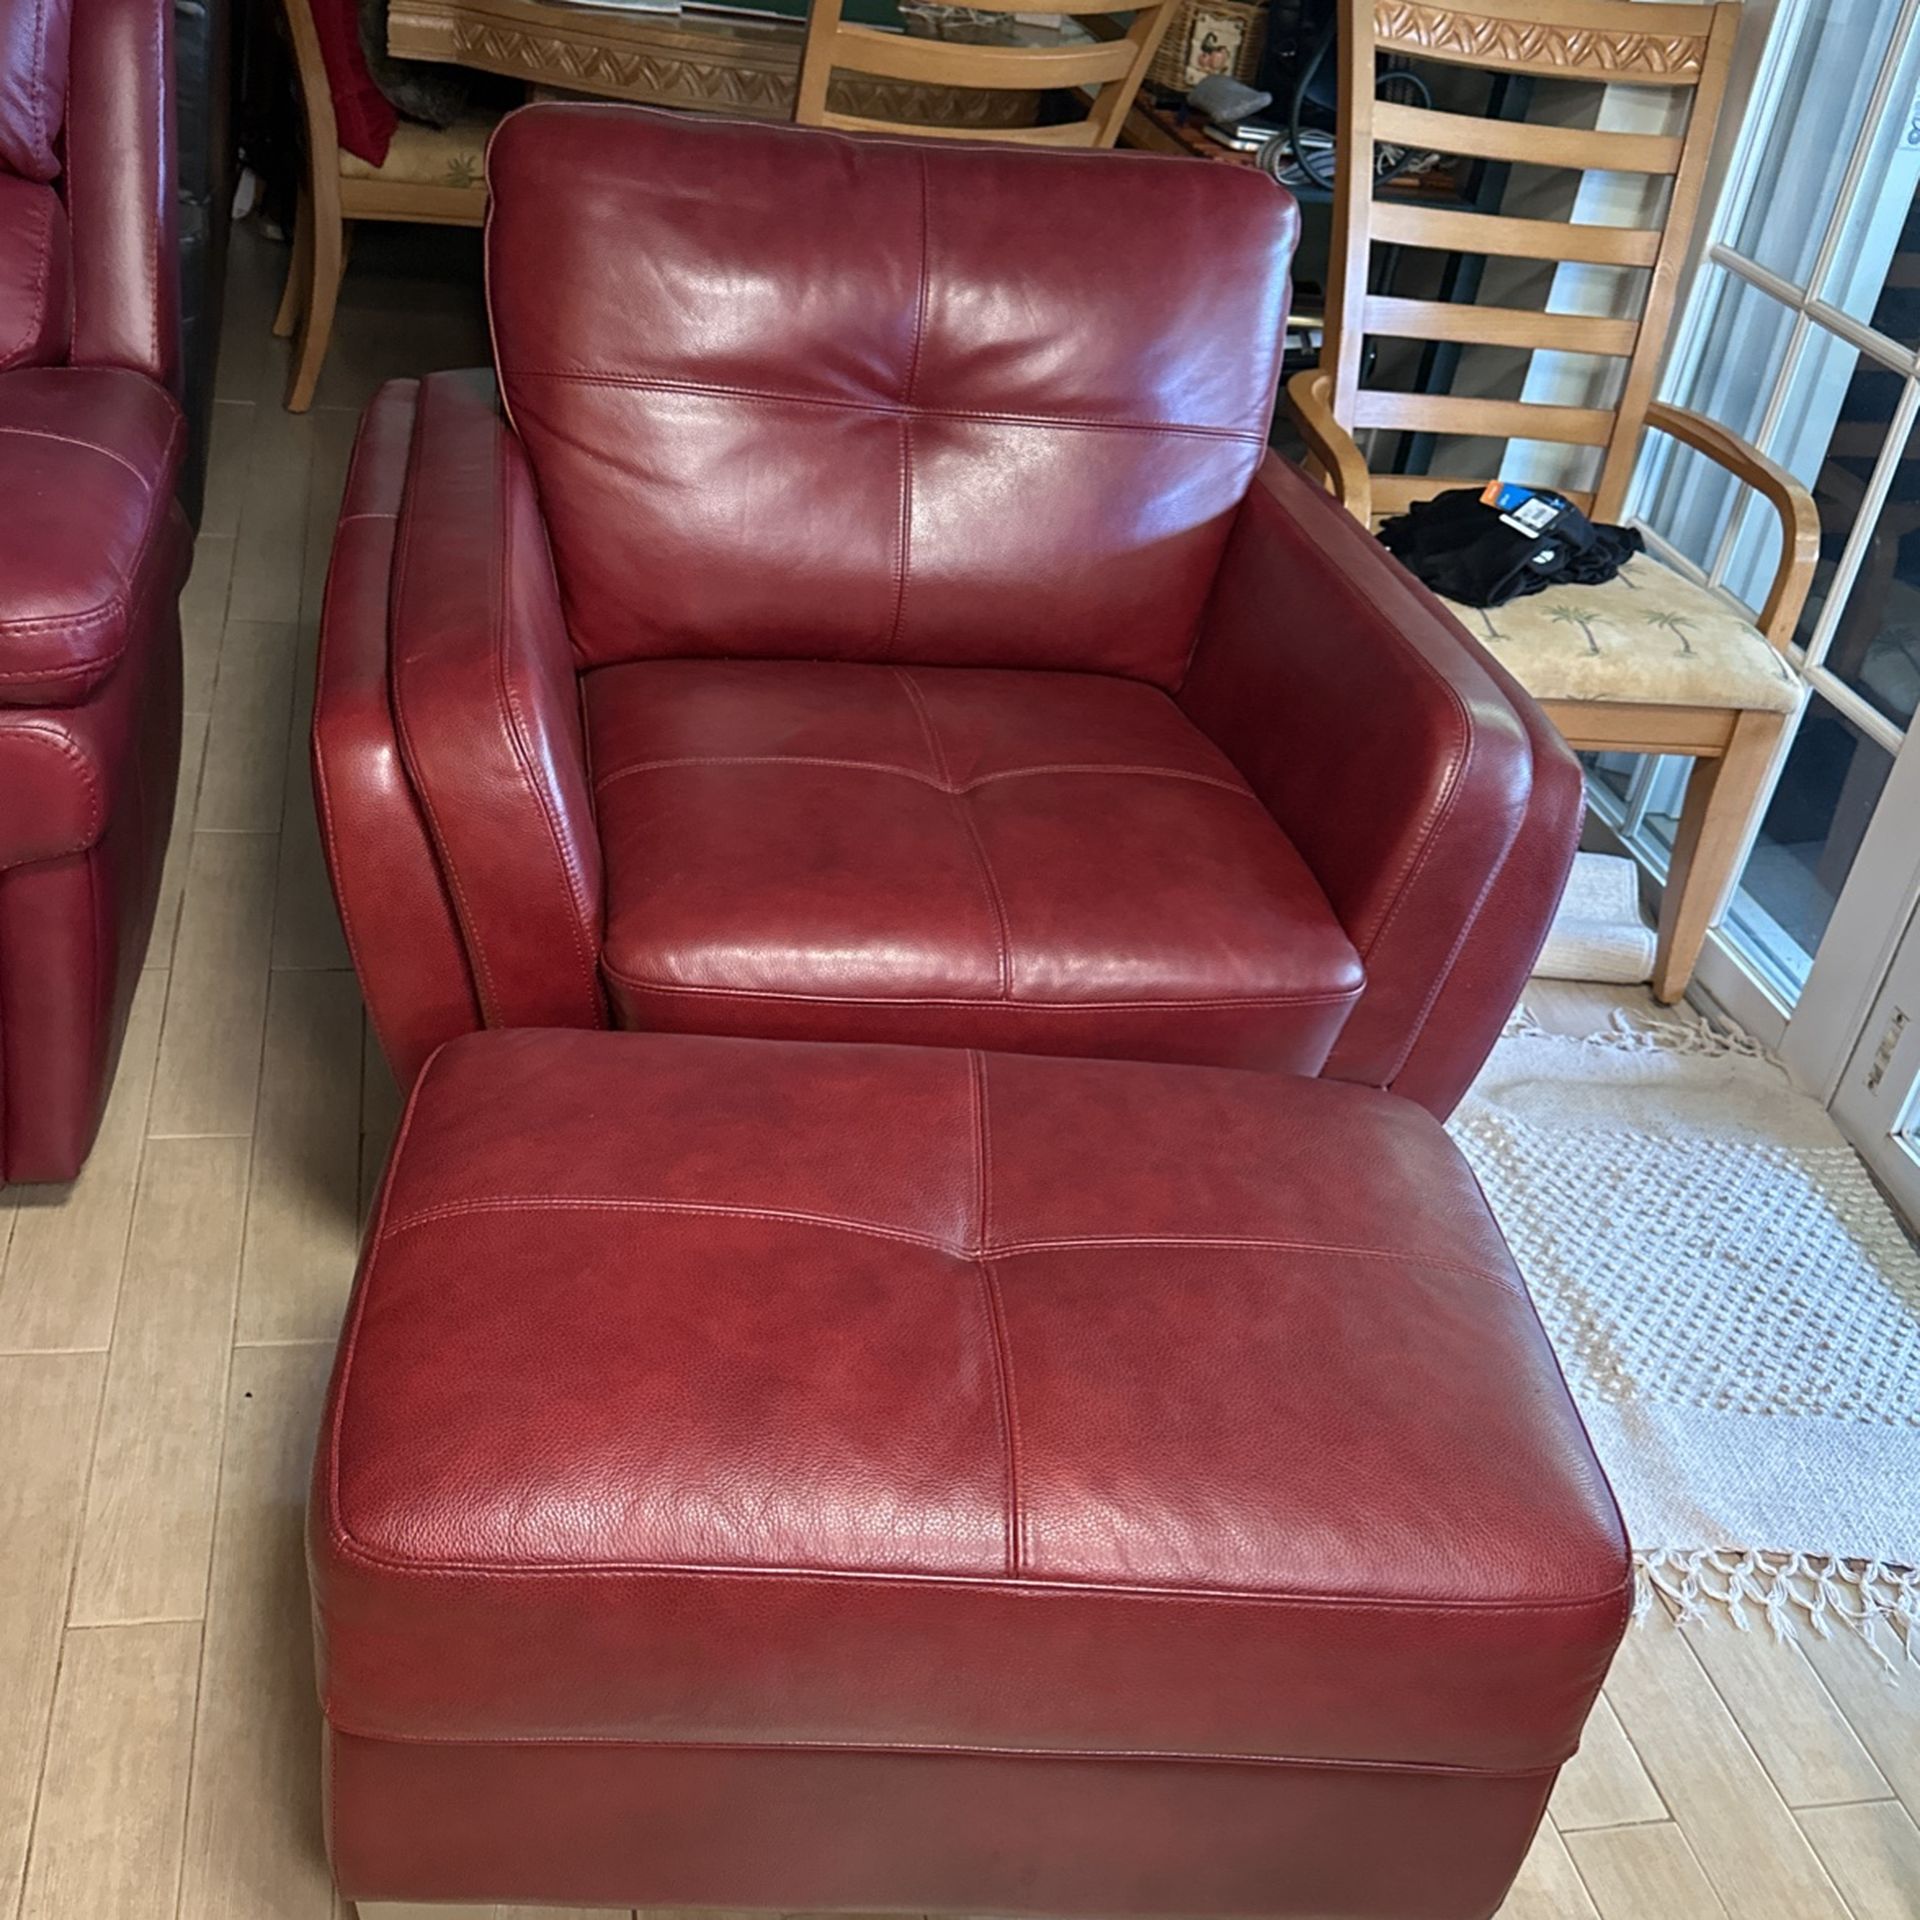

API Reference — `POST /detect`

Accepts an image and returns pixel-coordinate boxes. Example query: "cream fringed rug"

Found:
[1450,1009,1920,1659]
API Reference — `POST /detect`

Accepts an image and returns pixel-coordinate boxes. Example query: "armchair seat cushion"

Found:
[584,659,1365,1071]
[1442,552,1800,714]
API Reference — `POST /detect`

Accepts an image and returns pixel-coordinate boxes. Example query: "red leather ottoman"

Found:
[310,1030,1630,1920]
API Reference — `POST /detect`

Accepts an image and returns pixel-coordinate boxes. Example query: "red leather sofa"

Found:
[0,0,190,1182]
[315,106,1580,1121]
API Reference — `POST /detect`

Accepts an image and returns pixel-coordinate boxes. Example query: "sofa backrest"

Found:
[486,106,1297,689]
[0,0,177,388]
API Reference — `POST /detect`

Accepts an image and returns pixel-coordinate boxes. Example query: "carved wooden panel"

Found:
[1373,1,1707,79]
[388,0,1033,125]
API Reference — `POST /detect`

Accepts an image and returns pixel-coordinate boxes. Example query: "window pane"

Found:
[1682,697,1891,997]
[1820,29,1920,341]
[1822,394,1920,730]
[1639,270,1794,567]
[1720,326,1861,618]
[1727,0,1906,289]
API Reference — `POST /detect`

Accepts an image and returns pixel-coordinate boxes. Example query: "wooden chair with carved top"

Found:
[1290,0,1819,1002]
[795,0,1178,147]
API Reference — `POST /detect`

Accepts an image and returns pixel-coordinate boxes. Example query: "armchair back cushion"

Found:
[0,175,70,368]
[485,106,1297,689]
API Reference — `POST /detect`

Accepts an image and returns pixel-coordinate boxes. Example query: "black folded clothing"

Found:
[1377,485,1643,608]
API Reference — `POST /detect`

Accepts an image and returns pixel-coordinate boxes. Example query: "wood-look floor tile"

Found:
[237,972,363,1345]
[0,971,166,1352]
[1798,1627,1920,1823]
[0,1353,107,1920]
[197,621,299,832]
[178,1344,336,1920]
[1681,1615,1891,1809]
[1494,1820,1600,1919]
[198,401,255,542]
[302,405,359,631]
[1798,1800,1920,1919]
[149,833,279,1138]
[272,622,352,973]
[1565,1822,1730,1918]
[228,404,316,625]
[180,535,236,712]
[1551,1692,1666,1832]
[1603,1615,1852,1920]
[68,1137,249,1624]
[18,1621,201,1920]
[152,709,213,964]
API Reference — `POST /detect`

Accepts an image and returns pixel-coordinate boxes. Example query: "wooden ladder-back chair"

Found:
[795,0,1177,148]
[1290,0,1819,1002]
[274,0,494,411]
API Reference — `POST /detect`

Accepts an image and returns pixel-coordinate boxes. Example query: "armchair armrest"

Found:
[1285,368,1372,524]
[1642,400,1820,650]
[0,366,186,706]
[1180,453,1582,1117]
[384,368,606,1037]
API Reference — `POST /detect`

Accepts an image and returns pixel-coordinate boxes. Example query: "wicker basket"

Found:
[1148,0,1268,92]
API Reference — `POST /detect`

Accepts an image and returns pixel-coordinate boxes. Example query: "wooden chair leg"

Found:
[273,186,313,340]
[286,203,346,413]
[1652,708,1786,1004]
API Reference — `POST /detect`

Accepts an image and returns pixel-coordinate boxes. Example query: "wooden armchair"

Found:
[274,0,495,411]
[795,0,1177,147]
[1290,0,1818,1003]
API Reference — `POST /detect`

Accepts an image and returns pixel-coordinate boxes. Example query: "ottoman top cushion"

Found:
[312,1031,1628,1777]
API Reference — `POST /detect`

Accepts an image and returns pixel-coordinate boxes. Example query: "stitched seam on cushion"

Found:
[316,1724,1569,1779]
[971,1053,1019,1576]
[591,756,1264,801]
[895,667,1014,998]
[498,369,1265,441]
[883,415,912,659]
[0,723,104,853]
[601,967,1363,1012]
[390,380,504,1022]
[318,1523,1636,1615]
[492,428,602,1024]
[0,423,158,492]
[372,1195,1522,1291]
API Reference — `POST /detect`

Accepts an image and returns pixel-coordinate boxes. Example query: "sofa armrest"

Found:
[0,366,186,706]
[1179,453,1581,1117]
[385,368,606,1035]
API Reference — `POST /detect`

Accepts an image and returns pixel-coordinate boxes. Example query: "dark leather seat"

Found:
[314,105,1581,1120]
[0,0,190,1182]
[312,1027,1631,1916]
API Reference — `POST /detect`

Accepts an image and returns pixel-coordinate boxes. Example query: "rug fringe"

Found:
[1636,1549,1920,1668]
[1504,1001,1776,1062]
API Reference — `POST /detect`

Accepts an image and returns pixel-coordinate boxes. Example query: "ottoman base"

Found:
[329,1729,1552,1920]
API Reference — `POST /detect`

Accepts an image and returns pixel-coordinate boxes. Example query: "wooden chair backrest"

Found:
[795,0,1177,149]
[279,0,345,178]
[1323,0,1742,521]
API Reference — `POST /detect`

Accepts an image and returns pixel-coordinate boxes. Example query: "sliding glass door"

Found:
[1591,0,1920,1108]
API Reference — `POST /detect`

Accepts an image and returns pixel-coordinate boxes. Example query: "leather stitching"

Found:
[318,1721,1571,1780]
[895,667,1014,999]
[601,967,1362,1012]
[319,1520,1634,1616]
[372,1192,1524,1292]
[500,368,1264,442]
[592,755,1262,802]
[492,428,603,1024]
[970,1052,1021,1576]
[0,423,163,492]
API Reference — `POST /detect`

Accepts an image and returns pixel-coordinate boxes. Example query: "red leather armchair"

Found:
[316,106,1578,1121]
[0,0,190,1182]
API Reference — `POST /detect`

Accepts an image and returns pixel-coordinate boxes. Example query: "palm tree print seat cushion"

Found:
[1438,552,1801,714]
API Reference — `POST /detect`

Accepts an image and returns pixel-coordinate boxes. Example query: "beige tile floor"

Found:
[1,222,1917,1920]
